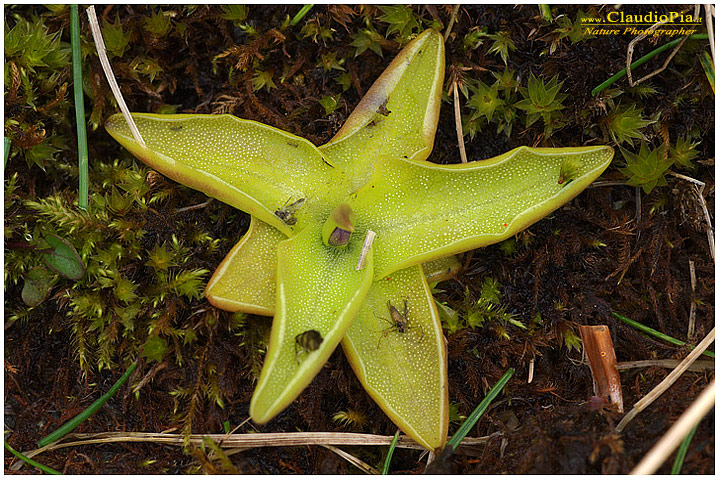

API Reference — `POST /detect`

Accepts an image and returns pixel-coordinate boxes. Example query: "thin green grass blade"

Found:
[4,439,62,475]
[71,4,89,210]
[447,368,515,452]
[612,313,714,358]
[381,429,400,474]
[38,361,138,447]
[592,34,709,96]
[671,422,699,474]
[290,4,313,26]
[4,137,10,169]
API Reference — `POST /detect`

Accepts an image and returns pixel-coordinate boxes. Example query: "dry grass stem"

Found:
[705,4,715,63]
[625,5,699,87]
[176,199,213,214]
[321,445,380,474]
[669,171,715,262]
[579,325,624,412]
[444,5,461,42]
[452,81,468,164]
[687,260,697,340]
[131,361,167,394]
[616,327,715,432]
[86,6,145,146]
[589,180,631,188]
[616,359,714,372]
[19,432,491,465]
[630,378,715,475]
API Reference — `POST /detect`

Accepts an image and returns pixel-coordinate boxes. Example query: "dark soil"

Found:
[5,4,714,474]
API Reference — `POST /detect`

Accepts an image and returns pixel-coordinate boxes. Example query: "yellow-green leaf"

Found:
[105,113,348,235]
[205,217,284,315]
[342,265,448,450]
[348,146,614,278]
[320,28,445,187]
[249,223,374,423]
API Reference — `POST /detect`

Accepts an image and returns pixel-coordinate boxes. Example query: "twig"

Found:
[616,359,714,372]
[356,230,375,270]
[616,327,715,433]
[452,81,468,164]
[630,378,715,475]
[321,445,380,475]
[443,4,460,42]
[86,6,145,146]
[687,260,697,340]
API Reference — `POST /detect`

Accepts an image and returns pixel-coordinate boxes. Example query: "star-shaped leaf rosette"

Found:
[106,29,613,451]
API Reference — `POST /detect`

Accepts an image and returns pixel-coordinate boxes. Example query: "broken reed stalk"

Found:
[616,327,715,433]
[86,6,145,146]
[630,378,715,475]
[70,5,88,210]
[579,325,623,413]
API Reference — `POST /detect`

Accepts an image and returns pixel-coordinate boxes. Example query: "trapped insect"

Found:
[377,300,424,347]
[274,197,305,225]
[295,329,323,364]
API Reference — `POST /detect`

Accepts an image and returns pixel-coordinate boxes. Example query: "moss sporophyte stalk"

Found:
[106,29,613,451]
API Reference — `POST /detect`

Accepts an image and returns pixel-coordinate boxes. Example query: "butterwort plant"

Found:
[106,29,613,451]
